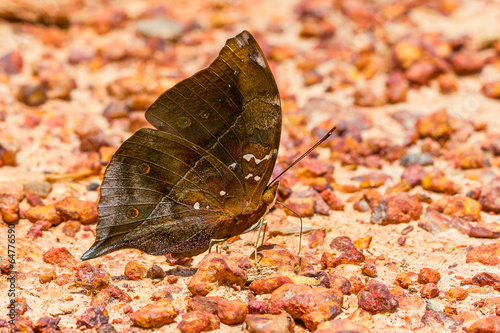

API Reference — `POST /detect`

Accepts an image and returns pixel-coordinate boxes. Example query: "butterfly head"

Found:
[262,181,279,209]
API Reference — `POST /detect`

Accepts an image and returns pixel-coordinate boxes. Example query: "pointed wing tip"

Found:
[80,241,109,261]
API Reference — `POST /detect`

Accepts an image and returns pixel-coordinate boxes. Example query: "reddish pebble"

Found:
[130,299,177,328]
[466,243,500,266]
[467,316,500,333]
[243,313,294,333]
[177,311,220,333]
[124,261,147,281]
[74,263,111,291]
[187,296,248,325]
[91,286,132,307]
[420,283,439,299]
[55,197,98,225]
[76,306,109,328]
[361,263,378,278]
[62,220,81,237]
[25,205,61,225]
[418,268,441,285]
[445,287,467,301]
[43,247,77,268]
[358,280,399,313]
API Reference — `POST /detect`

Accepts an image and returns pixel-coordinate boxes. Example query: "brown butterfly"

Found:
[81,31,284,260]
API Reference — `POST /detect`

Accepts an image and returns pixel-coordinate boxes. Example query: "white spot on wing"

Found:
[193,202,200,210]
[228,163,237,170]
[220,190,226,196]
[243,153,270,165]
[245,173,253,179]
[254,175,261,181]
[235,32,250,48]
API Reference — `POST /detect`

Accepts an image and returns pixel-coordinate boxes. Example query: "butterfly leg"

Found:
[260,220,268,247]
[208,237,229,254]
[253,218,267,268]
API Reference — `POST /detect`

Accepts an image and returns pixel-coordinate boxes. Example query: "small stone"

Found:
[320,189,344,210]
[39,268,56,284]
[482,81,500,99]
[0,143,17,168]
[467,316,500,332]
[25,205,61,225]
[400,153,433,166]
[386,71,408,104]
[469,272,500,291]
[24,181,51,198]
[420,283,439,299]
[131,299,177,328]
[79,128,107,152]
[96,324,118,333]
[418,268,441,285]
[466,243,500,266]
[437,73,458,93]
[416,109,452,142]
[77,306,109,329]
[308,229,326,249]
[17,83,47,106]
[271,284,343,331]
[136,18,183,40]
[146,264,166,280]
[421,170,459,194]
[358,280,399,314]
[250,245,301,272]
[0,183,23,223]
[54,197,98,225]
[187,296,248,325]
[395,272,418,289]
[124,261,147,281]
[354,236,372,250]
[445,287,467,301]
[479,178,500,213]
[177,311,220,333]
[249,274,294,295]
[361,263,378,278]
[91,286,132,307]
[428,196,481,221]
[27,220,52,239]
[43,247,77,268]
[243,313,294,333]
[284,196,315,217]
[150,289,173,301]
[188,253,246,296]
[401,164,425,187]
[34,316,60,332]
[370,195,422,225]
[74,263,111,291]
[62,220,81,237]
[315,318,371,333]
[450,50,485,75]
[1,50,22,74]
[55,273,73,286]
[405,60,438,85]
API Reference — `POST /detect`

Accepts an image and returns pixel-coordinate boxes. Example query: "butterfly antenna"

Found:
[277,201,303,256]
[269,126,336,186]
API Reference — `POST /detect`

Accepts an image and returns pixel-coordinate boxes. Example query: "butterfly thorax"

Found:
[214,182,279,240]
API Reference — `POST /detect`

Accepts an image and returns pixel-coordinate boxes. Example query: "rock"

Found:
[358,280,398,313]
[401,164,425,187]
[136,18,183,40]
[428,196,482,221]
[308,229,327,248]
[395,272,418,289]
[314,318,371,333]
[421,170,459,194]
[420,283,439,299]
[43,247,77,268]
[54,197,98,225]
[124,261,147,281]
[34,316,60,332]
[25,205,61,225]
[416,109,452,142]
[74,263,111,291]
[370,195,422,225]
[482,81,500,99]
[250,245,301,272]
[146,264,166,280]
[17,83,47,106]
[271,284,343,331]
[178,311,220,333]
[188,253,246,296]
[0,182,24,223]
[62,220,81,237]
[187,296,248,325]
[321,236,365,268]
[130,299,177,328]
[479,179,500,213]
[244,313,294,333]
[445,287,467,301]
[76,306,109,329]
[466,243,500,266]
[90,286,132,307]
[467,316,500,332]
[400,153,433,166]
[361,263,378,278]
[418,268,441,285]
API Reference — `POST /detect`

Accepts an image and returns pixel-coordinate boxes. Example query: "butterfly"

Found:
[81,31,284,260]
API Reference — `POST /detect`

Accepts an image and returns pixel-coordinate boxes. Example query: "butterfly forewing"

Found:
[81,31,281,260]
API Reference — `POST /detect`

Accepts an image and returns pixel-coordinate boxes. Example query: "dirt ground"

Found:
[1,0,500,332]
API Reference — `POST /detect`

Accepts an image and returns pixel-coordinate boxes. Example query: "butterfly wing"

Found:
[81,31,281,260]
[81,128,244,259]
[146,30,281,211]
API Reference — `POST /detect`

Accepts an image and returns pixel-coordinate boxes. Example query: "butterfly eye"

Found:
[126,207,140,219]
[137,163,150,174]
